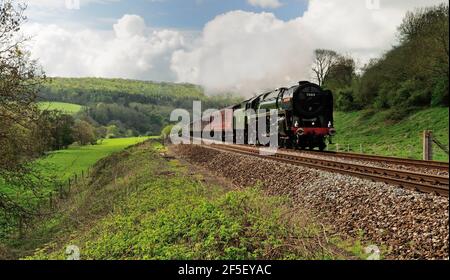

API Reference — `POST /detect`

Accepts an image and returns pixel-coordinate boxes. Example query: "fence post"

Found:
[68,180,71,194]
[423,130,433,161]
[19,216,23,238]
[336,143,340,152]
[408,145,414,159]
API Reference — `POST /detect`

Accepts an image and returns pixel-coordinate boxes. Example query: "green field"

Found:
[38,102,83,114]
[333,107,449,161]
[38,137,150,181]
[0,137,149,240]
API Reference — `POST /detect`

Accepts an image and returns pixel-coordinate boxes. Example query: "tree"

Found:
[72,120,97,145]
[95,126,108,140]
[1,0,46,221]
[323,55,356,91]
[312,49,339,86]
[399,4,449,106]
[1,1,45,167]
[356,4,449,110]
[37,111,75,150]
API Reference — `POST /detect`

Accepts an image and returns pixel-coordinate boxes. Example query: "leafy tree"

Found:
[399,4,449,106]
[322,4,448,114]
[37,110,75,150]
[0,1,45,166]
[335,87,356,112]
[0,0,46,219]
[323,55,356,91]
[95,126,108,140]
[72,120,97,145]
[358,4,449,110]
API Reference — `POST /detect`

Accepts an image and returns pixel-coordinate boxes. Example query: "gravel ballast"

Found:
[283,149,449,177]
[172,144,449,260]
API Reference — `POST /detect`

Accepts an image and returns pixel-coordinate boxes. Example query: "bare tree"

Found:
[312,49,339,86]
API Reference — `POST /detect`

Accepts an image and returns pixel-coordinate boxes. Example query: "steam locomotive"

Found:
[191,81,335,151]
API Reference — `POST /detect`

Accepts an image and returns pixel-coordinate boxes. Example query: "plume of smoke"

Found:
[171,0,447,96]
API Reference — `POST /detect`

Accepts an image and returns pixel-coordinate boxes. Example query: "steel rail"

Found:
[204,143,449,197]
[297,150,449,171]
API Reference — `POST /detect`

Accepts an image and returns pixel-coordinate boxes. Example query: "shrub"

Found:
[431,76,449,106]
[336,87,356,111]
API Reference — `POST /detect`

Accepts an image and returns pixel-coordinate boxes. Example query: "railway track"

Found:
[298,150,449,171]
[203,143,449,197]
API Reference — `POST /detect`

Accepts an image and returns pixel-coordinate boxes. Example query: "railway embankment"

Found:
[173,144,449,260]
[10,140,358,260]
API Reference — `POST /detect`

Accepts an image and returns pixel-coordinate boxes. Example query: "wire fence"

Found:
[38,167,94,213]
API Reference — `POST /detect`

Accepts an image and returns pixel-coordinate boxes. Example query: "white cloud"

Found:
[171,11,313,94]
[113,14,147,38]
[24,15,184,81]
[171,0,447,95]
[22,0,447,96]
[247,0,282,9]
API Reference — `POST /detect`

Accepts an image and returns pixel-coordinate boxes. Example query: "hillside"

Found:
[333,107,449,161]
[38,78,242,136]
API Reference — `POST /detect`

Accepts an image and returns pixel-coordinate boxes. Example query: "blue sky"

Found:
[28,0,309,30]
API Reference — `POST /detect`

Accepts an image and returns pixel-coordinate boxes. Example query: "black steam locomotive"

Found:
[191,81,335,151]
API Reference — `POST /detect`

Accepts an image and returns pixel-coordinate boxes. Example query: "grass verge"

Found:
[8,140,364,260]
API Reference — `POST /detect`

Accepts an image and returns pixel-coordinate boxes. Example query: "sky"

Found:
[23,0,447,95]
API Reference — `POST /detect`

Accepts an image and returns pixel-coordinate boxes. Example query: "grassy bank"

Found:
[11,140,362,260]
[333,107,449,161]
